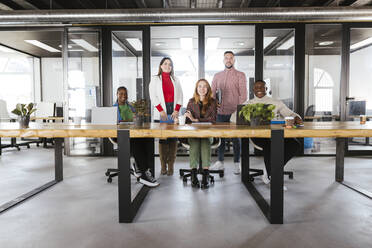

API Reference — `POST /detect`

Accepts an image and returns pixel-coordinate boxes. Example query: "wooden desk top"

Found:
[1,122,371,139]
[30,116,64,121]
[285,121,372,138]
[0,123,272,138]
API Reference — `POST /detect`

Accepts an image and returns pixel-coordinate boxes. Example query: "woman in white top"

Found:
[149,57,183,176]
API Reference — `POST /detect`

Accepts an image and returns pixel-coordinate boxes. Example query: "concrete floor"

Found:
[0,146,371,248]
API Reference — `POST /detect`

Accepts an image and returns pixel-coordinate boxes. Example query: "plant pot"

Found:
[249,117,270,126]
[19,116,30,128]
[134,115,144,127]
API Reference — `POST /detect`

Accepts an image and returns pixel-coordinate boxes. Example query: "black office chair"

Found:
[179,138,224,185]
[104,138,140,183]
[304,105,315,122]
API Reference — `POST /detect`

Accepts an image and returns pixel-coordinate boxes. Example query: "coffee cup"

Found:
[73,116,82,125]
[178,115,186,125]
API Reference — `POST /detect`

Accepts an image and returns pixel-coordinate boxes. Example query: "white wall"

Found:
[41,58,63,103]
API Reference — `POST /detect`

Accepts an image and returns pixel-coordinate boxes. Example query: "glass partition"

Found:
[263,29,295,109]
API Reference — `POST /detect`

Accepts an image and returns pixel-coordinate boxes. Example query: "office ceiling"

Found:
[0,0,371,10]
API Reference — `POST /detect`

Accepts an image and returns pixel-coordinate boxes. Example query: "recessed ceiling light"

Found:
[319,41,334,46]
[70,39,98,52]
[155,42,165,46]
[126,38,142,51]
[234,41,245,46]
[58,44,72,49]
[24,40,60,52]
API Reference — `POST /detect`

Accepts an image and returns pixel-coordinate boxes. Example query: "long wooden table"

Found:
[0,122,371,224]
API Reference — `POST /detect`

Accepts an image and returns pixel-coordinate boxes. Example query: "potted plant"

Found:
[239,103,275,126]
[131,99,149,126]
[11,103,37,128]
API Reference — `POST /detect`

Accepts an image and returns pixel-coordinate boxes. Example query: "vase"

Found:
[134,115,144,127]
[249,117,270,126]
[19,116,30,128]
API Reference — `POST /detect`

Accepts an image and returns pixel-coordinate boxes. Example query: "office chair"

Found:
[179,138,224,186]
[104,138,140,183]
[304,105,315,122]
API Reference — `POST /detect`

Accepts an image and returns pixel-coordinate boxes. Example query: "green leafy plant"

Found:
[11,103,37,117]
[131,99,149,116]
[239,103,275,123]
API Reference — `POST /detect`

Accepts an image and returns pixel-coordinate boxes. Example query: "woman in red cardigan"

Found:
[185,79,217,189]
[149,57,183,176]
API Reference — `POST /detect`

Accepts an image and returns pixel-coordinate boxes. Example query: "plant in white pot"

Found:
[11,103,37,128]
[239,103,275,126]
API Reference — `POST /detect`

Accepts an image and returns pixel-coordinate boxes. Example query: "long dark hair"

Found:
[157,57,175,79]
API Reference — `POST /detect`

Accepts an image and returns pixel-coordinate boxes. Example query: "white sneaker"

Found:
[130,157,142,178]
[210,161,224,170]
[233,162,241,175]
[261,168,270,184]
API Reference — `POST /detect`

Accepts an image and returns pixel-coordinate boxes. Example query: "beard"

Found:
[225,64,233,69]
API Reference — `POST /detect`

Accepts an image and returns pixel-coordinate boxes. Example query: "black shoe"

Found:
[191,168,200,188]
[201,169,209,189]
[139,169,159,188]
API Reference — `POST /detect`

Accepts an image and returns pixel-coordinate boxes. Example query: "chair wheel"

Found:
[180,171,184,176]
[107,177,112,183]
[17,147,20,151]
[105,171,110,176]
[27,145,30,149]
[137,177,140,182]
[219,172,224,178]
[250,177,255,182]
[210,178,214,184]
[289,174,294,179]
[182,177,187,182]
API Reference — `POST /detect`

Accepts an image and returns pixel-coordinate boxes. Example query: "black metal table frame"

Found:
[0,138,63,214]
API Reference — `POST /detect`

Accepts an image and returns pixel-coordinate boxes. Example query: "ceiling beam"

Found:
[217,0,223,8]
[39,0,64,9]
[350,0,372,6]
[0,3,13,10]
[109,0,122,8]
[240,0,252,7]
[324,0,346,6]
[9,0,38,9]
[135,0,147,8]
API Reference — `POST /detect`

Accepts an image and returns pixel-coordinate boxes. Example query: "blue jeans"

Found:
[217,114,241,163]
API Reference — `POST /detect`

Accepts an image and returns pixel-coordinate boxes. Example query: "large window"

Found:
[151,26,198,108]
[205,25,255,98]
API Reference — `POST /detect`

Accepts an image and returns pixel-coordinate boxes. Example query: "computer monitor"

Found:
[91,107,117,125]
[347,100,366,116]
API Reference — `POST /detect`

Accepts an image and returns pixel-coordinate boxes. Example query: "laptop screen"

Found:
[91,107,117,125]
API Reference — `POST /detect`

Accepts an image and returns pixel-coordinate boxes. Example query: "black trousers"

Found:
[113,138,152,172]
[251,138,300,176]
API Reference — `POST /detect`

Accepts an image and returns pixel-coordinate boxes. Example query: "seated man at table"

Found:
[233,79,302,184]
[114,86,159,187]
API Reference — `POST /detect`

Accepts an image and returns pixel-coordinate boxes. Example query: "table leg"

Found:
[336,138,345,182]
[241,138,250,182]
[270,129,284,224]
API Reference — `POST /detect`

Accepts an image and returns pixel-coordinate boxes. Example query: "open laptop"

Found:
[91,107,117,125]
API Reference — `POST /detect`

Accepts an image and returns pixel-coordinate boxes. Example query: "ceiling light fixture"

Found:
[58,44,72,49]
[126,38,142,51]
[70,39,98,52]
[318,41,334,46]
[350,37,372,50]
[24,40,60,52]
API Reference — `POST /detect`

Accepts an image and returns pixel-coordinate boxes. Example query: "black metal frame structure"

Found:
[0,138,63,213]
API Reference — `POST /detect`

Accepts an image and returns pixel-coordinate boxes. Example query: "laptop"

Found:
[91,107,117,125]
